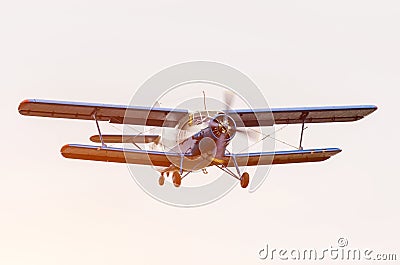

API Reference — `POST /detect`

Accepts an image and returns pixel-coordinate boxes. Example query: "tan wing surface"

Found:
[61,144,189,167]
[19,99,188,127]
[227,105,377,127]
[224,148,342,166]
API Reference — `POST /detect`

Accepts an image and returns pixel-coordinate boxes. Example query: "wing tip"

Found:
[18,99,33,115]
[89,135,100,143]
[327,149,341,160]
[20,99,32,104]
[367,104,378,113]
[331,148,342,154]
[353,105,378,121]
[60,144,71,158]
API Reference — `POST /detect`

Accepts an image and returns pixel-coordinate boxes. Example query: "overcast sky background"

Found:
[1,0,399,264]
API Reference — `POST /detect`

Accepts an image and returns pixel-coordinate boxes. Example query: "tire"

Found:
[172,171,182,187]
[158,175,165,186]
[240,172,249,188]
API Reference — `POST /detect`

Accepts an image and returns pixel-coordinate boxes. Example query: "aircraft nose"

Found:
[199,137,217,157]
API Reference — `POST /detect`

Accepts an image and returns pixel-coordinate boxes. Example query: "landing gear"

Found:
[216,160,250,189]
[214,158,250,189]
[240,172,249,188]
[158,173,165,186]
[172,171,182,187]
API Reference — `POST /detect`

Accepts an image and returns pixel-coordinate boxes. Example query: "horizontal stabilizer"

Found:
[90,134,160,144]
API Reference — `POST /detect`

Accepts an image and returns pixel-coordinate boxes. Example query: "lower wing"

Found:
[61,144,340,168]
[224,148,342,166]
[61,144,185,167]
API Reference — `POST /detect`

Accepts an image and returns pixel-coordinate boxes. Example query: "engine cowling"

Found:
[209,114,236,141]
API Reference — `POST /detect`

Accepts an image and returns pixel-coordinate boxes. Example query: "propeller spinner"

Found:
[209,114,237,141]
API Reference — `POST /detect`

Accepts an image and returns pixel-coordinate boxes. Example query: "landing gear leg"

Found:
[233,155,250,189]
[214,157,251,189]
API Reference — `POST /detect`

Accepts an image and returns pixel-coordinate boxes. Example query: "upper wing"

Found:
[61,144,186,167]
[18,99,188,127]
[224,148,342,166]
[19,99,377,127]
[226,105,377,127]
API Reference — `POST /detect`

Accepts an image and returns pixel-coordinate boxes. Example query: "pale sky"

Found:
[1,0,399,264]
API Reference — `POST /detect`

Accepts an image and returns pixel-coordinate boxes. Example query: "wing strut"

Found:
[93,113,106,148]
[298,112,308,150]
[179,154,184,175]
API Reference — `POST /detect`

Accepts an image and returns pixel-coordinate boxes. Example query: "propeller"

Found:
[183,90,262,144]
[221,90,260,142]
[211,91,262,158]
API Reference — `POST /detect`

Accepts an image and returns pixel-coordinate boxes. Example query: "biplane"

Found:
[18,97,377,188]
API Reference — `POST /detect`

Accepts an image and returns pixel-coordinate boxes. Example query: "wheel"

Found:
[158,174,165,186]
[172,171,182,187]
[240,172,249,188]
